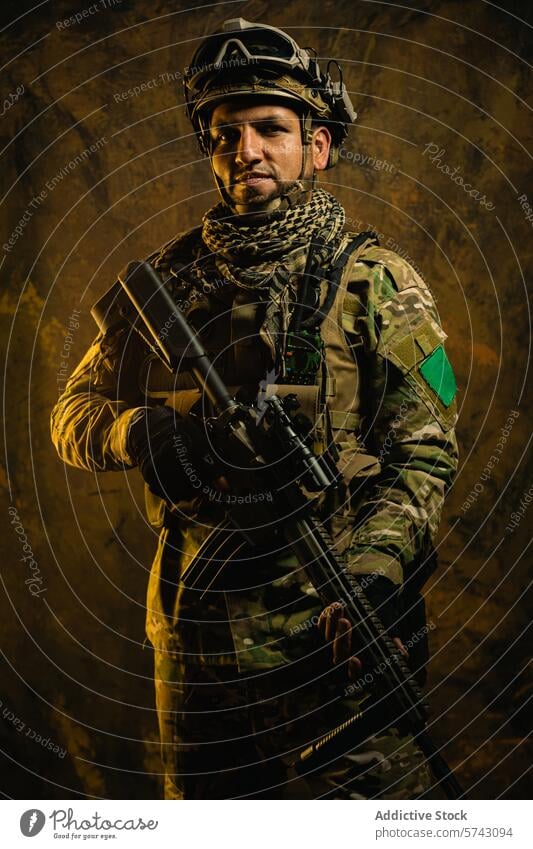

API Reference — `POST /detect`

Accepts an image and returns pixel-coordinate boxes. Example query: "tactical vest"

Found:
[92,231,381,528]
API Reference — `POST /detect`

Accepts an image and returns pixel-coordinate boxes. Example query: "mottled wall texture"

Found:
[1,0,531,800]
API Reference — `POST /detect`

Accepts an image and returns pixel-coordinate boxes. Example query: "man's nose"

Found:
[234,126,263,165]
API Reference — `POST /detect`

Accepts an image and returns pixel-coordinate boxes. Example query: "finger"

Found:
[317,608,327,637]
[393,636,409,657]
[348,656,363,680]
[325,607,339,642]
[318,603,343,641]
[333,617,352,664]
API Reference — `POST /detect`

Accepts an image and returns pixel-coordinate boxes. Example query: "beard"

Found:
[229,178,306,217]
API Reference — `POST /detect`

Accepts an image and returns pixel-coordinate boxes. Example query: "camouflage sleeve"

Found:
[342,247,459,587]
[50,322,149,472]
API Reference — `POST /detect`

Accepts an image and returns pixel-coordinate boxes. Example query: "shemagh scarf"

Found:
[201,188,346,370]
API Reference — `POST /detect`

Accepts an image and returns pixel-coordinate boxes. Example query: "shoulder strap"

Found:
[303,230,379,330]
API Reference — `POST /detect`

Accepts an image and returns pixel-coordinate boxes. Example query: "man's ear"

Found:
[312,125,332,171]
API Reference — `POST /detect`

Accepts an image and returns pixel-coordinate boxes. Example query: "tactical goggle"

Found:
[184,18,321,91]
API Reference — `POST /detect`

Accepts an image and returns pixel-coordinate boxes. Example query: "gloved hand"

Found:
[127,406,223,503]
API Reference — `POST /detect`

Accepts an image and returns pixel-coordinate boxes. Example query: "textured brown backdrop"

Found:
[1,0,531,799]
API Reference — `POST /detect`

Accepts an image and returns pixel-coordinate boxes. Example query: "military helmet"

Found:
[183,18,357,169]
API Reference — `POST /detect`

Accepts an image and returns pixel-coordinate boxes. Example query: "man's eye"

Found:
[212,124,286,145]
[214,129,236,145]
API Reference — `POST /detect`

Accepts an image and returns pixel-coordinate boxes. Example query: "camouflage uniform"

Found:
[51,223,458,799]
[154,654,432,800]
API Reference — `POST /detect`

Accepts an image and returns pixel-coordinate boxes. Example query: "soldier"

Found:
[51,18,459,799]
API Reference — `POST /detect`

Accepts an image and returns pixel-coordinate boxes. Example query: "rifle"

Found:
[117,260,465,799]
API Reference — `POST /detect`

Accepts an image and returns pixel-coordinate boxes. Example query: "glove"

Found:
[127,405,221,503]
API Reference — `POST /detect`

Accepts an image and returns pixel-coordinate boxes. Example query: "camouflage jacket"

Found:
[50,226,459,670]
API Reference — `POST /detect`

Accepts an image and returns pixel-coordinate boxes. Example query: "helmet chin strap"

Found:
[209,110,316,218]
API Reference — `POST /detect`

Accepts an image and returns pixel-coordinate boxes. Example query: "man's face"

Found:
[209,100,331,215]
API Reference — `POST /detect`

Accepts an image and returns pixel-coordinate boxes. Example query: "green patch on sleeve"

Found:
[419,345,457,407]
